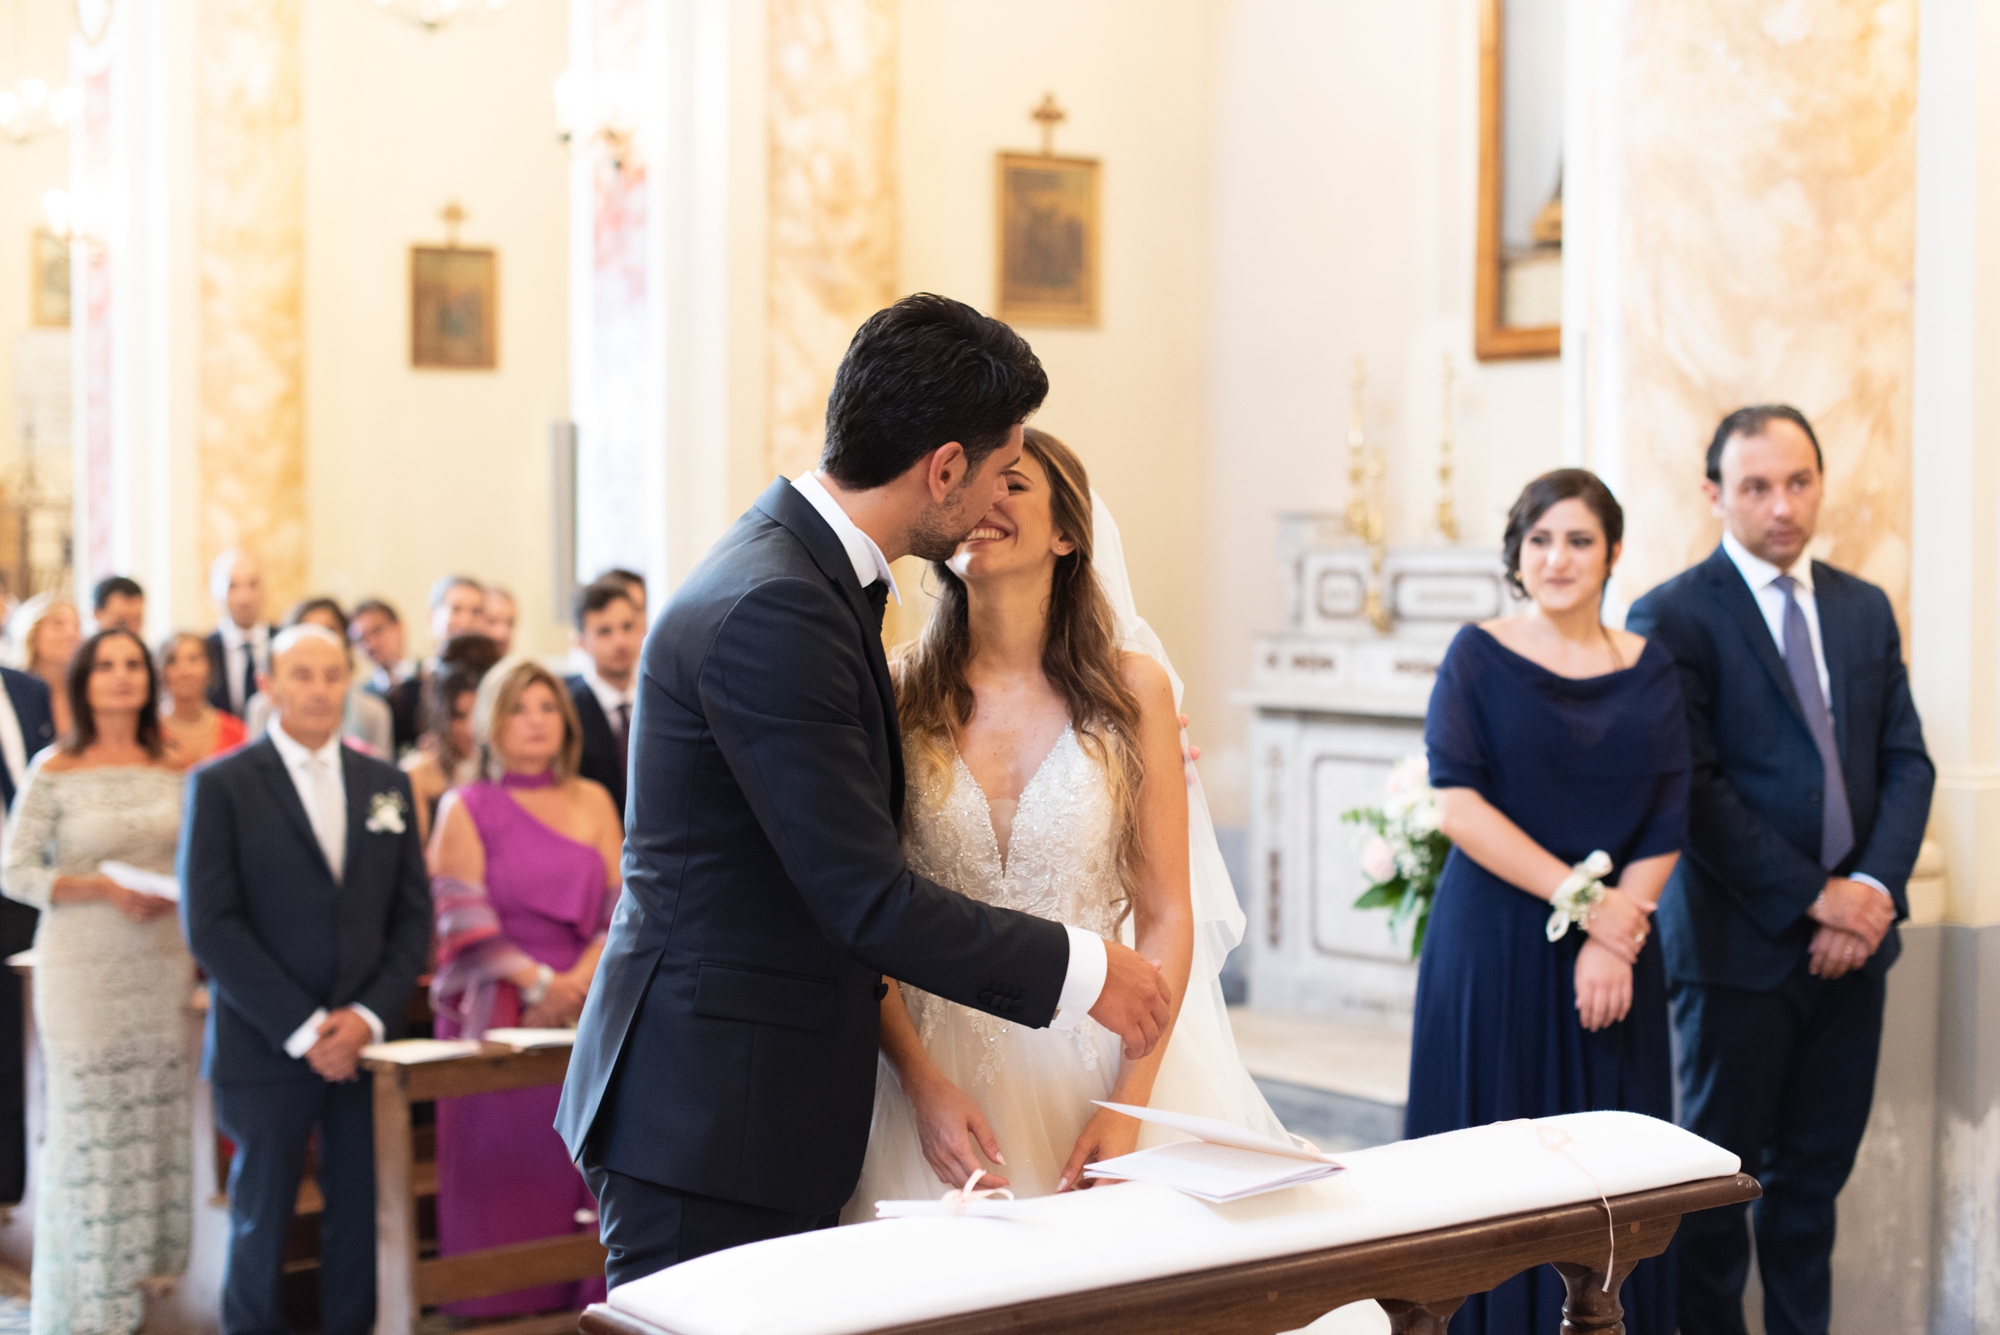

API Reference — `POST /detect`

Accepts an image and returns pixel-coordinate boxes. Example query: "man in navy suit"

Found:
[203,549,275,718]
[1627,406,1934,1335]
[566,576,645,820]
[180,625,431,1335]
[0,665,53,1202]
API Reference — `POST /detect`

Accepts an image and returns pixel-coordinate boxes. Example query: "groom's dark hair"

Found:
[819,293,1048,490]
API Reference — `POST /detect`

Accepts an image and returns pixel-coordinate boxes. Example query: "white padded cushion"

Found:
[607,1112,1740,1335]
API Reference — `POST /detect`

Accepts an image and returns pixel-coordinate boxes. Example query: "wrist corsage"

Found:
[1546,851,1614,942]
[520,963,556,1008]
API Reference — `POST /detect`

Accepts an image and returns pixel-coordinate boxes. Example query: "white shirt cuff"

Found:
[282,1004,385,1059]
[1850,873,1893,900]
[283,1008,329,1059]
[1049,925,1107,1031]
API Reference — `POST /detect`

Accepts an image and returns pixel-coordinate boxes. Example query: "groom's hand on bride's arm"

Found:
[1091,943,1171,1060]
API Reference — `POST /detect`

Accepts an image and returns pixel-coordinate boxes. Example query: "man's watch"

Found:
[520,964,555,1009]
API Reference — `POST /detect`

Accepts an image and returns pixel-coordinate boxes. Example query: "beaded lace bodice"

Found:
[898,725,1122,1082]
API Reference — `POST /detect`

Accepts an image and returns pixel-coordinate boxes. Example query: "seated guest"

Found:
[158,631,248,769]
[92,575,146,635]
[404,650,500,845]
[180,625,430,1335]
[10,593,81,739]
[244,599,395,757]
[429,660,620,1317]
[0,641,53,1205]
[3,629,193,1335]
[566,578,643,819]
[484,584,519,657]
[385,576,487,756]
[203,549,272,720]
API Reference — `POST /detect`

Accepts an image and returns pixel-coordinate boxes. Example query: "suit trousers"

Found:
[580,1152,838,1290]
[1671,958,1885,1335]
[214,1076,378,1335]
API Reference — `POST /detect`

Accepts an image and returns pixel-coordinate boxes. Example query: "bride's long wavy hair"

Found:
[895,428,1147,905]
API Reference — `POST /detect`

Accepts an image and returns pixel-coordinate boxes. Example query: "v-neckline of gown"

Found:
[954,724,1075,876]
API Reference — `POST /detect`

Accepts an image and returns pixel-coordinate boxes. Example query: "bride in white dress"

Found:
[844,427,1288,1216]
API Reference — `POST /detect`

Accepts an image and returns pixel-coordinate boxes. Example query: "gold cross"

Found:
[1030,94,1066,156]
[441,199,466,247]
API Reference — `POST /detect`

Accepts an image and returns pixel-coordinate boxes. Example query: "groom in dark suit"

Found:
[181,625,431,1335]
[558,294,1172,1284]
[1627,405,1934,1335]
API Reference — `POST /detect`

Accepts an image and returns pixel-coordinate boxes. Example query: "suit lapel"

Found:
[1705,548,1810,732]
[341,744,374,884]
[1813,562,1852,763]
[250,739,334,879]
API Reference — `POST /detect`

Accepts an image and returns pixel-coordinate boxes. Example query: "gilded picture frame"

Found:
[995,152,1100,327]
[410,245,498,370]
[1474,0,1563,361]
[31,230,70,328]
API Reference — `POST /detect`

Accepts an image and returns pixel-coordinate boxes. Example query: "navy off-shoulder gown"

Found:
[1405,625,1691,1335]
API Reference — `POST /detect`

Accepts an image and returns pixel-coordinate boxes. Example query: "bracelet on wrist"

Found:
[1546,851,1614,943]
[520,963,555,1008]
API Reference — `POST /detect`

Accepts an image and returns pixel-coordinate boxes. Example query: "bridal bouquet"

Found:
[1343,755,1450,958]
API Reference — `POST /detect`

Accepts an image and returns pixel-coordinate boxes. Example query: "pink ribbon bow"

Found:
[940,1168,1014,1216]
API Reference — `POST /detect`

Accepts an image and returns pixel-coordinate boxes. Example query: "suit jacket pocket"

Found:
[693,961,837,1032]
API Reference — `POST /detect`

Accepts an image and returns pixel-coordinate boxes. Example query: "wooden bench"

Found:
[578,1171,1759,1335]
[369,1043,607,1335]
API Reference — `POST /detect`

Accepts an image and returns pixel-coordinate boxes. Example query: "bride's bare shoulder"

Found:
[1118,651,1174,713]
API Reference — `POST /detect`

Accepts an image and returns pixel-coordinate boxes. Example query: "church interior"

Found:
[1,0,1996,1332]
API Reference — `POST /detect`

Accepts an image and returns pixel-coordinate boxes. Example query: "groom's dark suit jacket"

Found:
[1627,547,1933,992]
[557,477,1071,1216]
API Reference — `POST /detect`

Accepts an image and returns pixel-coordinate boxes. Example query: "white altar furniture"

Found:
[580,1111,1757,1335]
[1240,519,1521,1028]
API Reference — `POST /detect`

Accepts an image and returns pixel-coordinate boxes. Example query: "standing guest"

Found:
[429,661,620,1315]
[385,576,487,756]
[0,651,54,1205]
[158,632,248,770]
[244,599,395,758]
[203,550,272,719]
[1627,406,1933,1335]
[484,585,519,657]
[180,625,431,1335]
[1406,470,1690,1335]
[403,649,500,845]
[2,629,192,1335]
[91,576,146,635]
[11,594,82,740]
[597,567,647,622]
[566,578,642,820]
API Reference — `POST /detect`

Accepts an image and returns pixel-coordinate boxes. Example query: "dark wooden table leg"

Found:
[1552,1259,1633,1335]
[1379,1296,1465,1333]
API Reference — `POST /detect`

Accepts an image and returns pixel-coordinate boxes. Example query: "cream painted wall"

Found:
[0,0,72,480]
[896,0,1220,714]
[300,1,570,658]
[1203,0,1565,824]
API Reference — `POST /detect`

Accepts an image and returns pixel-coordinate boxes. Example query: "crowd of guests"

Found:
[0,555,650,1335]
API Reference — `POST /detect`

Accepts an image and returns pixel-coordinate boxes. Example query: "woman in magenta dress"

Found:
[430,660,625,1316]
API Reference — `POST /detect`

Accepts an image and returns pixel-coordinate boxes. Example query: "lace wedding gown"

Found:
[842,724,1288,1219]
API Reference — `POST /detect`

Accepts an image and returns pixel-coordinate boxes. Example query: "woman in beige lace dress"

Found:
[3,629,192,1335]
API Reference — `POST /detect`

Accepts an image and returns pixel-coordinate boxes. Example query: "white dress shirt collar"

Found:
[791,472,901,605]
[582,666,636,720]
[268,718,345,774]
[218,618,269,654]
[1721,528,1813,596]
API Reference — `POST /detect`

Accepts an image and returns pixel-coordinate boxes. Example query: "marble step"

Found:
[1228,1007,1410,1152]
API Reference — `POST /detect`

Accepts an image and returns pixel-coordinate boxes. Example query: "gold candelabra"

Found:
[1437,353,1460,543]
[1344,357,1393,634]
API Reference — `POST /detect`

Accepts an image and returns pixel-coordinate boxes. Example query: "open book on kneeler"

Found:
[1081,1102,1345,1201]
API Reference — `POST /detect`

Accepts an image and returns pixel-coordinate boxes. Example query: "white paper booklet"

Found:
[359,1039,482,1064]
[480,1027,577,1050]
[1080,1101,1346,1203]
[100,861,179,901]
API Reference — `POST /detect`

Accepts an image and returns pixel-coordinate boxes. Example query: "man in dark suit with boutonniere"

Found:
[0,664,53,1203]
[1627,405,1935,1335]
[180,624,431,1335]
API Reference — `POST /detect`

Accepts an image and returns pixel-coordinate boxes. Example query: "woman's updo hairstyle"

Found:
[1501,468,1625,597]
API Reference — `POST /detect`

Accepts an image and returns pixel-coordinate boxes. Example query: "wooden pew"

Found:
[578,1172,1759,1335]
[368,1042,607,1335]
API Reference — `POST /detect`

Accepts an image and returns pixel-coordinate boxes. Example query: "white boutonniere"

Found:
[365,790,409,835]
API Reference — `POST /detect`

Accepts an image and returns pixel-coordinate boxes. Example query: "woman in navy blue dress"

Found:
[1405,470,1690,1335]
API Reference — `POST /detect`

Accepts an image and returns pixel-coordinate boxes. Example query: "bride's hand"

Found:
[1574,939,1634,1032]
[906,1074,1008,1192]
[1056,1105,1141,1192]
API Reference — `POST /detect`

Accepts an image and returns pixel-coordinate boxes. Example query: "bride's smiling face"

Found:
[947,451,1075,585]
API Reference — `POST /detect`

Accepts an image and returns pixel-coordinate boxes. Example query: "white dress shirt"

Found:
[218,619,271,716]
[0,685,27,797]
[1719,531,1887,898]
[789,473,1107,1028]
[267,721,386,1057]
[582,666,637,729]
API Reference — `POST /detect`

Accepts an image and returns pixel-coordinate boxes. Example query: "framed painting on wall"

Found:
[995,152,1100,327]
[410,245,498,369]
[1474,0,1563,360]
[31,231,70,328]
